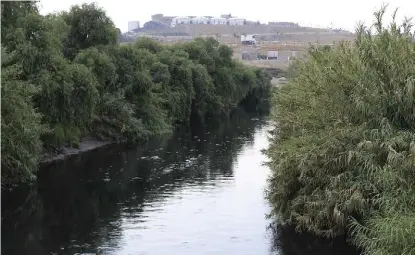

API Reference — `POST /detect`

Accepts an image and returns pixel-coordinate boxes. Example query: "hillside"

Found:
[121,24,355,45]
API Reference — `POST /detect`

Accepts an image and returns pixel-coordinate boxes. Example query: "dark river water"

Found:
[2,109,359,255]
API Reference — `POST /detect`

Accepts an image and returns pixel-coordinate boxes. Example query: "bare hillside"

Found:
[139,24,351,35]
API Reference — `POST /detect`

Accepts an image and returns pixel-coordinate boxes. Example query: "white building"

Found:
[267,51,279,60]
[171,16,192,27]
[210,17,227,25]
[191,16,210,24]
[241,34,257,45]
[228,18,245,25]
[128,21,140,31]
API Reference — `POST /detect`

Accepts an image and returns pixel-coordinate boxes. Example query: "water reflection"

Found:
[2,108,358,255]
[268,224,360,255]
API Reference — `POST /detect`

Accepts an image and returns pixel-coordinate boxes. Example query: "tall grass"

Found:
[266,7,415,254]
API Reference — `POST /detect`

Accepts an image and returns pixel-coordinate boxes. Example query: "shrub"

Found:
[266,8,415,254]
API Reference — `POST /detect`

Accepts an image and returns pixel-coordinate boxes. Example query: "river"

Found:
[1,109,359,255]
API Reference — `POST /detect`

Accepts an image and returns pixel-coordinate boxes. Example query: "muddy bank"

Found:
[41,139,113,164]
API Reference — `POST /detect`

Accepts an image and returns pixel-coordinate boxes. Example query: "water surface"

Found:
[2,109,358,255]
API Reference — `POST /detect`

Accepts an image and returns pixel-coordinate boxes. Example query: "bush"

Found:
[266,8,415,255]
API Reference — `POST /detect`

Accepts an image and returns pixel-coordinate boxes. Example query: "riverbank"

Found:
[41,138,113,164]
[1,2,272,186]
[40,104,265,165]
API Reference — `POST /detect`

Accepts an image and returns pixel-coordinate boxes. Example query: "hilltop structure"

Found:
[128,21,140,31]
[151,14,176,26]
[150,13,247,27]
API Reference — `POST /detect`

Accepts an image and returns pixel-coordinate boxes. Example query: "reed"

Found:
[266,7,415,254]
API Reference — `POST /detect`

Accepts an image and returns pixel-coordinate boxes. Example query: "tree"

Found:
[0,0,272,186]
[1,49,44,186]
[62,3,118,60]
[1,1,39,49]
[35,60,99,149]
[157,48,194,123]
[134,37,163,54]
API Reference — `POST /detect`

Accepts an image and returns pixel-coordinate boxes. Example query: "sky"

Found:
[38,0,415,33]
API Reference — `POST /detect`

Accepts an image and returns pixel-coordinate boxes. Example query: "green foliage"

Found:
[72,47,139,142]
[61,3,118,60]
[178,38,271,115]
[1,1,38,49]
[0,2,271,186]
[266,7,415,255]
[240,68,272,112]
[35,61,99,149]
[91,90,149,143]
[134,37,163,54]
[73,47,118,92]
[157,49,194,122]
[12,11,65,78]
[1,48,44,186]
[190,63,218,116]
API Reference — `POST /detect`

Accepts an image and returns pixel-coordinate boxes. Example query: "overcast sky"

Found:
[38,0,415,33]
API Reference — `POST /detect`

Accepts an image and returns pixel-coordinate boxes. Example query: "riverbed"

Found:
[1,109,358,255]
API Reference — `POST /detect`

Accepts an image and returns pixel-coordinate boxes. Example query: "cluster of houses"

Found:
[170,16,246,27]
[123,14,303,33]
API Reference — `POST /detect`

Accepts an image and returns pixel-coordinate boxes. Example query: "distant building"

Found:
[241,34,256,45]
[228,18,245,25]
[221,14,232,19]
[171,16,192,27]
[128,21,140,31]
[210,17,227,25]
[151,14,164,21]
[152,14,175,26]
[267,51,279,60]
[191,16,210,24]
[151,13,249,27]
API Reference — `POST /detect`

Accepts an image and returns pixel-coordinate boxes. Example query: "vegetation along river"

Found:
[2,109,358,255]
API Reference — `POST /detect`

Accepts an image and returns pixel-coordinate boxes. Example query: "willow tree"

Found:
[1,1,39,50]
[61,3,118,60]
[1,1,273,187]
[157,48,195,123]
[1,49,45,186]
